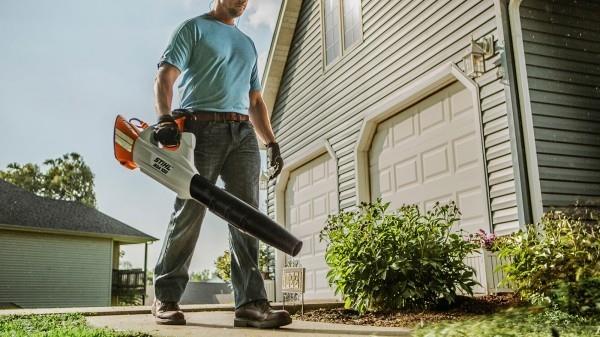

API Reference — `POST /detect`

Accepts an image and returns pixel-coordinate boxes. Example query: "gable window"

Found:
[323,0,363,66]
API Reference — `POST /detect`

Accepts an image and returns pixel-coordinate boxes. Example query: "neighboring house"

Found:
[263,0,600,301]
[0,179,157,309]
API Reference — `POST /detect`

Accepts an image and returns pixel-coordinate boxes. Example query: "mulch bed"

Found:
[293,293,522,328]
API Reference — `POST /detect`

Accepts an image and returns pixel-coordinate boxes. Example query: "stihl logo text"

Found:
[152,157,172,175]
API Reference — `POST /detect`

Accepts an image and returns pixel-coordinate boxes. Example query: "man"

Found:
[150,0,288,329]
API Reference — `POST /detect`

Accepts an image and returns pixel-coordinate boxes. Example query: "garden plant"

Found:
[320,199,479,314]
[496,209,600,315]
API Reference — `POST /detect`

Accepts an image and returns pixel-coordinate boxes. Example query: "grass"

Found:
[0,313,153,337]
[415,308,600,337]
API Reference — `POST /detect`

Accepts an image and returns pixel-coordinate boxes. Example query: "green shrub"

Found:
[552,277,600,316]
[496,211,600,306]
[320,199,479,314]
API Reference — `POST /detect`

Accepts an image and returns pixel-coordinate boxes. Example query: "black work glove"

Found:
[266,142,284,180]
[153,114,181,148]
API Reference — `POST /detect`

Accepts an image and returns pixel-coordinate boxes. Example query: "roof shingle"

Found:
[0,179,157,244]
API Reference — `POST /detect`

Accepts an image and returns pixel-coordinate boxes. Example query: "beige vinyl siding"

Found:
[0,229,112,308]
[267,0,520,233]
[520,0,600,209]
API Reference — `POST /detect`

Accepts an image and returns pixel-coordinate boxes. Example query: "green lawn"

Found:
[0,313,153,337]
[415,308,600,337]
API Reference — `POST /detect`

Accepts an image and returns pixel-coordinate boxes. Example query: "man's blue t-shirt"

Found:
[159,14,261,115]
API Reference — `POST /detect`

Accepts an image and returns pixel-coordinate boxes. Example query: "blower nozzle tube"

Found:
[190,174,302,256]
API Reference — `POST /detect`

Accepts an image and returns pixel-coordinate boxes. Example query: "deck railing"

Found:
[112,269,147,305]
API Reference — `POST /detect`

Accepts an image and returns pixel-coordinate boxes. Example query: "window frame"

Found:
[320,0,364,72]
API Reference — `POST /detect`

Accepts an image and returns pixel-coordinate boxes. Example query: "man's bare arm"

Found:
[154,64,181,117]
[248,90,276,145]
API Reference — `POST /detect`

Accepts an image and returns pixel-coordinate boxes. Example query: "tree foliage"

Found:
[214,250,232,282]
[259,243,275,280]
[214,243,276,283]
[0,152,96,208]
[190,269,212,282]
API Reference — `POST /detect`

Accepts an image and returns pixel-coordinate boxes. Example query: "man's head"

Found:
[212,0,249,19]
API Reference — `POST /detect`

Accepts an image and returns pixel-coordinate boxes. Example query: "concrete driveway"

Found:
[87,311,412,337]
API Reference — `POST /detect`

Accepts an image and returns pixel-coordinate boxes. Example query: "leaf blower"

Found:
[113,115,302,257]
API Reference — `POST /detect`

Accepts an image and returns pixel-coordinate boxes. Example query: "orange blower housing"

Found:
[114,115,144,170]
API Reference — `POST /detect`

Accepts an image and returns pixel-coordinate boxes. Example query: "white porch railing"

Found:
[464,249,512,295]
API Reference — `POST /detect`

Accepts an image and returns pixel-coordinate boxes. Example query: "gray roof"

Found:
[0,179,158,244]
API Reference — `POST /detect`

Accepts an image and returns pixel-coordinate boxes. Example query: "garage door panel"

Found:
[424,194,455,211]
[314,236,328,254]
[394,157,419,191]
[376,168,393,194]
[297,236,313,257]
[289,207,298,226]
[450,86,473,117]
[329,191,339,213]
[422,144,451,182]
[292,218,329,237]
[312,162,326,183]
[298,171,311,190]
[419,99,446,133]
[392,111,417,146]
[453,133,480,172]
[312,194,329,217]
[315,269,331,290]
[369,82,490,235]
[305,271,314,293]
[298,202,312,223]
[457,187,485,220]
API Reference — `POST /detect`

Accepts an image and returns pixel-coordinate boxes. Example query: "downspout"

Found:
[494,0,533,226]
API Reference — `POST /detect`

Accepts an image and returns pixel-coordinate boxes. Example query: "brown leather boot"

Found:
[234,300,292,329]
[151,299,186,325]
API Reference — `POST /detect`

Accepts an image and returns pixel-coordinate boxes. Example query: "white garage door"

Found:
[369,82,490,234]
[285,153,338,300]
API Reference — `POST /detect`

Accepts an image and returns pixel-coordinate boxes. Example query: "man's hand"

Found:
[154,114,181,147]
[266,142,284,180]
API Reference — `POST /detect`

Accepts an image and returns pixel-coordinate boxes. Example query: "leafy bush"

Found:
[320,199,479,313]
[552,277,600,316]
[214,250,231,282]
[496,211,600,306]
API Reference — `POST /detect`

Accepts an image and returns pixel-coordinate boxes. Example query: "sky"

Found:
[0,0,282,273]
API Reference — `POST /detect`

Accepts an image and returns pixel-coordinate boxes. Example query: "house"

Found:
[262,0,600,301]
[0,179,157,308]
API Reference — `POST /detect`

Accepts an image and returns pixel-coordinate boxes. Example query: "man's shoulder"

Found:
[178,13,212,30]
[236,29,257,50]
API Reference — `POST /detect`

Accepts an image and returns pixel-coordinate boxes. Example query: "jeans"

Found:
[153,120,267,308]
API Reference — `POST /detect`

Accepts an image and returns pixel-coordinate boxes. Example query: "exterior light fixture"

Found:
[463,36,495,78]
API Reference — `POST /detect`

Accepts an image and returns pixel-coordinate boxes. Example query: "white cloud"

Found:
[245,0,281,31]
[258,51,268,77]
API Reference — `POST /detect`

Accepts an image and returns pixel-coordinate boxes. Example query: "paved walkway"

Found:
[87,311,412,337]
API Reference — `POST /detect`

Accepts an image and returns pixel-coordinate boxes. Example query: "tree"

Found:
[259,243,275,280]
[0,152,96,208]
[190,269,212,282]
[214,250,231,282]
[214,244,275,282]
